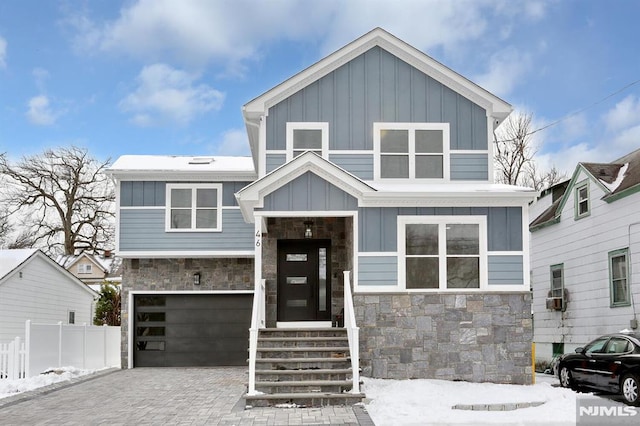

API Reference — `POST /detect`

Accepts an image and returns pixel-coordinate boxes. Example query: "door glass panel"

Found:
[136,296,166,306]
[319,248,327,312]
[286,276,307,285]
[286,254,307,261]
[286,299,308,307]
[136,312,166,322]
[137,327,165,336]
[137,341,165,351]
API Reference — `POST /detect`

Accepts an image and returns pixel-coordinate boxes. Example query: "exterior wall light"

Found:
[304,221,313,239]
[193,272,201,285]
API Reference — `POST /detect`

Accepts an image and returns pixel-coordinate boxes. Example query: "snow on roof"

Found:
[600,163,629,192]
[108,155,255,173]
[369,181,536,194]
[0,249,38,279]
[55,253,123,277]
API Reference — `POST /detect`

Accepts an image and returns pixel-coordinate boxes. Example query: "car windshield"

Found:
[584,337,609,354]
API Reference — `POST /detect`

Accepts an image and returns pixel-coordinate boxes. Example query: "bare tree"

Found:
[494,111,566,190]
[0,146,115,255]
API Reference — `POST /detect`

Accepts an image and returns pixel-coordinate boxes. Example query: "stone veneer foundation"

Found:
[120,257,254,367]
[354,292,533,384]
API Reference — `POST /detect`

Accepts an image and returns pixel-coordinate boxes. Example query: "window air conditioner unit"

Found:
[546,297,563,311]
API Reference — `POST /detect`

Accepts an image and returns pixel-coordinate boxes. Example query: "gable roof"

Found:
[530,147,640,231]
[0,249,97,297]
[235,151,375,222]
[55,252,124,280]
[242,27,512,163]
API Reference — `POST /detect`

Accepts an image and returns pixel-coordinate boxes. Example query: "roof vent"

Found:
[188,157,215,165]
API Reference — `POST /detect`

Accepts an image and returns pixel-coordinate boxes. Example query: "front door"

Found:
[277,239,331,322]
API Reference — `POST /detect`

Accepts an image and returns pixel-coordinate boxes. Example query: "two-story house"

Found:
[108,28,536,392]
[55,251,123,291]
[530,147,640,367]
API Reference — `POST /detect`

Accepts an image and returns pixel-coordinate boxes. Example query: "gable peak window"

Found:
[286,122,329,161]
[78,264,93,274]
[375,123,449,180]
[574,181,590,219]
[165,184,222,232]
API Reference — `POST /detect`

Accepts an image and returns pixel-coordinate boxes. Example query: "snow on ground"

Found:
[0,367,97,400]
[363,373,579,426]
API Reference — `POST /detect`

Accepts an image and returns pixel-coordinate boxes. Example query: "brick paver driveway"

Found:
[0,368,370,425]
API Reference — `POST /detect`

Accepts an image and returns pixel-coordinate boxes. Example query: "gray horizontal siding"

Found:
[120,181,249,207]
[358,256,397,286]
[359,207,522,252]
[262,171,358,211]
[266,46,487,152]
[488,255,524,285]
[119,208,253,252]
[328,154,374,180]
[450,154,488,181]
[266,153,286,174]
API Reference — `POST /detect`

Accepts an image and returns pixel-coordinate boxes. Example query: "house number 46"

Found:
[255,230,261,247]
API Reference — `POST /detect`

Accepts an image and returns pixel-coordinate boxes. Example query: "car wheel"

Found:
[559,366,573,388]
[621,374,640,406]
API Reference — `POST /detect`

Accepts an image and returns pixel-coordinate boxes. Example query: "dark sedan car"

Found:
[557,332,640,405]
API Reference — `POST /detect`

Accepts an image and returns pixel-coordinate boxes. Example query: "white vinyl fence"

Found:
[0,320,120,380]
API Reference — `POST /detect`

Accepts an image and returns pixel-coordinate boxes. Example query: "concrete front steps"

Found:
[245,328,364,407]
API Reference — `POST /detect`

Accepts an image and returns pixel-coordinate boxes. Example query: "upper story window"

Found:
[78,264,92,274]
[165,184,222,232]
[574,181,590,219]
[374,123,449,180]
[286,122,329,161]
[550,264,564,298]
[609,248,630,307]
[398,216,487,291]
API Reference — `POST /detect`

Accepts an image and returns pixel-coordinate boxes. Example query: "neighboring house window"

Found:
[550,264,564,298]
[398,216,486,290]
[574,181,590,219]
[78,264,92,274]
[374,123,449,180]
[286,122,329,161]
[68,311,75,324]
[165,184,222,232]
[609,248,630,307]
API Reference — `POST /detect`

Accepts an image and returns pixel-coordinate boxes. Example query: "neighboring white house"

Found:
[55,251,123,292]
[530,148,640,365]
[0,249,98,342]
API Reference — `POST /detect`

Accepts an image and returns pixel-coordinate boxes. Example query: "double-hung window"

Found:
[574,181,590,219]
[165,184,222,232]
[374,123,449,180]
[398,216,486,290]
[78,264,92,274]
[609,248,630,307]
[550,264,564,298]
[286,122,328,161]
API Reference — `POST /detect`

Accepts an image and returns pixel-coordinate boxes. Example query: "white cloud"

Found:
[0,36,7,68]
[603,95,640,132]
[213,128,251,156]
[68,0,538,74]
[26,95,58,125]
[119,63,224,126]
[474,48,532,98]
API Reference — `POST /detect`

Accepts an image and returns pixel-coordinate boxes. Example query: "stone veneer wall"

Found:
[121,257,254,367]
[354,292,533,384]
[262,217,352,327]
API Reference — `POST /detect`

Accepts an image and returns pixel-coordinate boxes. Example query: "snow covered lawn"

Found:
[0,367,97,400]
[363,374,579,425]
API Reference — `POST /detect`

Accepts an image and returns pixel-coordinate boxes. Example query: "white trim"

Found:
[109,172,257,182]
[276,321,332,329]
[117,250,255,258]
[286,122,329,162]
[127,290,255,369]
[373,122,451,182]
[254,210,358,219]
[397,215,488,291]
[521,205,531,290]
[115,179,121,252]
[165,183,223,232]
[259,113,267,178]
[487,113,495,184]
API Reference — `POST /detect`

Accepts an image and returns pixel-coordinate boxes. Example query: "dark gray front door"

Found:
[277,240,331,322]
[133,294,251,367]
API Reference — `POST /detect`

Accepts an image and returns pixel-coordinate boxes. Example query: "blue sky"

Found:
[1,0,639,175]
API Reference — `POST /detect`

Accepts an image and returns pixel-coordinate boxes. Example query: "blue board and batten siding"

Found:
[119,181,254,252]
[261,172,358,211]
[264,45,489,180]
[266,153,488,181]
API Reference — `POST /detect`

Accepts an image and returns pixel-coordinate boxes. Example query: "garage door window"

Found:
[136,296,166,352]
